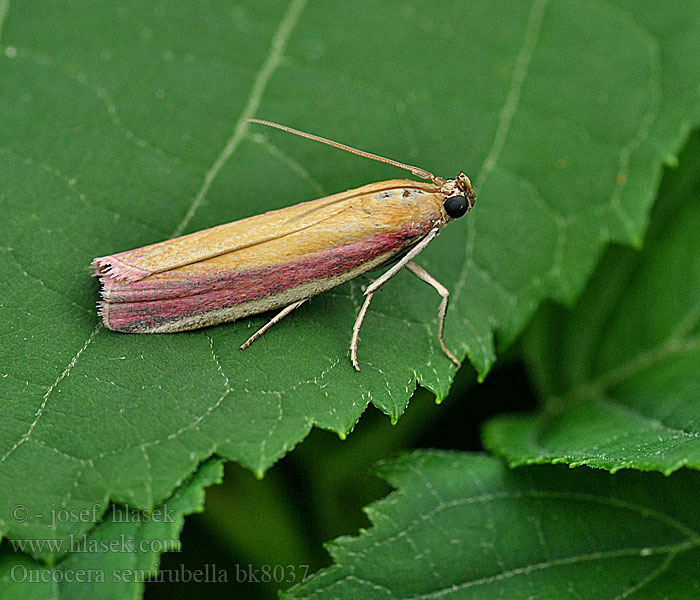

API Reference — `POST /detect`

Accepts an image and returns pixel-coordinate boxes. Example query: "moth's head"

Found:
[440,172,476,219]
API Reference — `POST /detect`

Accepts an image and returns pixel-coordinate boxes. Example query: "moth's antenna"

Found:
[246,119,442,185]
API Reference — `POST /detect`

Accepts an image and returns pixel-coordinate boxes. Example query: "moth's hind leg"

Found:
[240,299,308,351]
[405,261,460,368]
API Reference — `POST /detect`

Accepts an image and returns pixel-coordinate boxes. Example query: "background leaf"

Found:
[285,451,700,599]
[483,131,700,473]
[1,0,700,570]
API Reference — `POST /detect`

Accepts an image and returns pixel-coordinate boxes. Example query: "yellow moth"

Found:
[92,120,476,371]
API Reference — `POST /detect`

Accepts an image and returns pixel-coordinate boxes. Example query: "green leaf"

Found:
[285,451,700,599]
[2,0,700,560]
[483,131,700,474]
[0,458,223,599]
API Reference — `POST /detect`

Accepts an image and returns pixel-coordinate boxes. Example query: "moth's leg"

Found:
[351,290,375,371]
[405,261,460,368]
[350,227,440,371]
[240,299,307,351]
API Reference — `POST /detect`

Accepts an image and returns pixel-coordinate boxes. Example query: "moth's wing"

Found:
[92,182,394,282]
[93,179,439,283]
[99,180,445,317]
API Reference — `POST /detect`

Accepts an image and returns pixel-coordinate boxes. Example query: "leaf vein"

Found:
[0,323,101,464]
[171,0,307,237]
[455,0,548,310]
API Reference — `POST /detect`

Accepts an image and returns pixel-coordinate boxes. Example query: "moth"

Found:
[92,120,476,371]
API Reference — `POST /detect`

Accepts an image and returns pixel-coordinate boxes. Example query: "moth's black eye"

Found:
[444,195,468,219]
